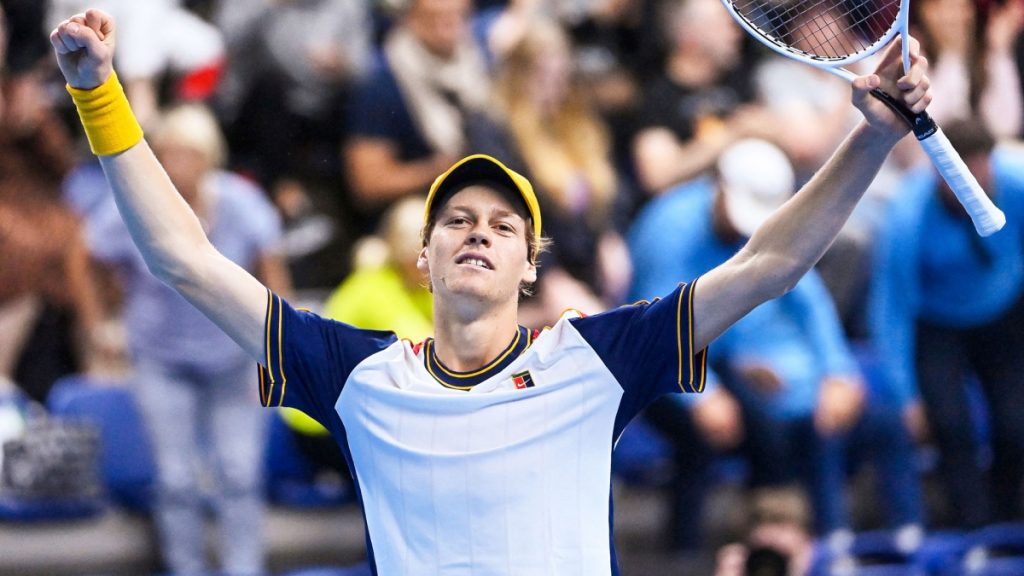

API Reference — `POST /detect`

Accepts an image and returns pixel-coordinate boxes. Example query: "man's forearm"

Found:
[99,142,212,286]
[742,121,904,294]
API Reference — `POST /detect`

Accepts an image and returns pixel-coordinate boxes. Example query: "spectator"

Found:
[630,139,923,544]
[75,104,289,575]
[0,6,105,400]
[631,0,778,195]
[493,17,631,323]
[48,0,225,126]
[283,195,435,478]
[215,0,372,188]
[868,119,1024,528]
[910,0,1024,139]
[344,0,514,233]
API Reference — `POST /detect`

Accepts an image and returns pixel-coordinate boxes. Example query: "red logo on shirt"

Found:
[512,371,535,389]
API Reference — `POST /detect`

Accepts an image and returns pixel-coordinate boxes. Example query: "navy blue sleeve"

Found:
[569,280,708,425]
[258,291,398,428]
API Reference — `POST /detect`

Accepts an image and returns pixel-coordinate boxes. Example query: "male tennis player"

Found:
[52,8,932,575]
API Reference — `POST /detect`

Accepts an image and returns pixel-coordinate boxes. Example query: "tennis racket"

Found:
[720,0,1006,236]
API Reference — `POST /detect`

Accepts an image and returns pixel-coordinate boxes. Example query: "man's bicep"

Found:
[176,244,272,364]
[692,251,779,351]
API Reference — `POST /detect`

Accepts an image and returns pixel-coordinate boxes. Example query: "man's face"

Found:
[417,185,536,305]
[407,0,470,59]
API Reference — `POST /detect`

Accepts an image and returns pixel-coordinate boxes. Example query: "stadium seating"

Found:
[46,375,156,512]
[265,413,354,508]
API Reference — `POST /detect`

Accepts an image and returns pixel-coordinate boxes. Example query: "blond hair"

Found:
[494,18,616,227]
[150,103,227,169]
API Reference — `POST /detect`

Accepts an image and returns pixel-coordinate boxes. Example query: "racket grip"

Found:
[918,127,1006,237]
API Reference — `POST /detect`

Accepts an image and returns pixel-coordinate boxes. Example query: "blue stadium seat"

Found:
[0,389,105,521]
[265,413,353,508]
[611,418,673,487]
[963,556,1024,576]
[280,562,370,576]
[914,531,969,576]
[969,522,1024,556]
[46,375,156,512]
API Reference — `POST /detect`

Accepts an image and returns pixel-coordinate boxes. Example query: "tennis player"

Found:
[51,8,932,575]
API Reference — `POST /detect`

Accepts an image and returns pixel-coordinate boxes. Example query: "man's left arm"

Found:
[692,37,932,352]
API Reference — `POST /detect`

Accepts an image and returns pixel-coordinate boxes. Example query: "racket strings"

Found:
[731,0,899,60]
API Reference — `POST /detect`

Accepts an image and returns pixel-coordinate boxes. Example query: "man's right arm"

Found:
[52,10,268,362]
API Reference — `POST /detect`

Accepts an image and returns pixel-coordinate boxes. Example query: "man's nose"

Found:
[466,228,491,247]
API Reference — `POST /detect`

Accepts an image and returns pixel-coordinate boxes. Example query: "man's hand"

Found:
[50,9,115,89]
[851,36,932,139]
[691,387,744,450]
[814,375,865,436]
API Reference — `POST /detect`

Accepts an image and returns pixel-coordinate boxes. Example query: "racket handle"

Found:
[918,127,1006,237]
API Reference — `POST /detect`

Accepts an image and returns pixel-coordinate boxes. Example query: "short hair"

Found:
[943,117,996,160]
[149,103,227,169]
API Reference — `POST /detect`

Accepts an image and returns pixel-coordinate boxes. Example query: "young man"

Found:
[51,9,933,575]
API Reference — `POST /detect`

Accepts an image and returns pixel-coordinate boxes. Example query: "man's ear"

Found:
[416,246,430,275]
[523,260,537,285]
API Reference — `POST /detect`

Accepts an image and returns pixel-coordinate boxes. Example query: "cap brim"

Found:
[424,154,542,238]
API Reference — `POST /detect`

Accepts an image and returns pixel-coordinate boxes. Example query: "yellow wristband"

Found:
[66,72,144,156]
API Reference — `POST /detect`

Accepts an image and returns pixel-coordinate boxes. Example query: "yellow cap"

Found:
[424,154,542,238]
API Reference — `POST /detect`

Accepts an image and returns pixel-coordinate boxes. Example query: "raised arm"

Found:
[51,10,268,361]
[692,37,932,352]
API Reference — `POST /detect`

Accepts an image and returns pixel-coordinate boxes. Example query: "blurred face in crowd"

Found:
[792,7,856,59]
[917,0,975,52]
[673,0,743,68]
[154,141,210,206]
[407,0,471,59]
[528,24,573,115]
[149,105,226,207]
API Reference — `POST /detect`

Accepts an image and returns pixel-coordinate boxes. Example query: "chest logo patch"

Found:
[512,370,535,390]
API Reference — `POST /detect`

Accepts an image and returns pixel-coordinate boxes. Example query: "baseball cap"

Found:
[424,154,543,239]
[718,139,795,237]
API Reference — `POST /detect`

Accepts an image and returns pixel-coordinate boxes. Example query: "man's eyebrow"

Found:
[443,205,524,220]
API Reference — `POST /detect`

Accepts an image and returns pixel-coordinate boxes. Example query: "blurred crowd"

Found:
[2,0,1024,574]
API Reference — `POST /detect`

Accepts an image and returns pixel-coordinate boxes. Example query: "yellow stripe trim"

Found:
[264,290,276,402]
[676,285,684,388]
[687,281,696,390]
[425,341,475,390]
[276,294,287,406]
[430,329,521,378]
[258,366,266,405]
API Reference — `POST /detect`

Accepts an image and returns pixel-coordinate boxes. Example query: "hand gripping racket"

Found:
[720,0,1006,236]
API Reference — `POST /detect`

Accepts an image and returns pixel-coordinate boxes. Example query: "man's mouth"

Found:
[456,254,493,270]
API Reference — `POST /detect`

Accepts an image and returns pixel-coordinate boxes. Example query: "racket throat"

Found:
[869,88,938,140]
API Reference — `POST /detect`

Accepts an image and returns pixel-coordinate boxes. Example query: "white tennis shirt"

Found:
[258,281,706,575]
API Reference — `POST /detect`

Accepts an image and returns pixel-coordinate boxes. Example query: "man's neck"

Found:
[431,299,520,372]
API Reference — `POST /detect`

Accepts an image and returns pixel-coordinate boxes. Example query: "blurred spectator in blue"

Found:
[630,0,778,196]
[492,16,631,324]
[868,118,1024,529]
[70,104,290,575]
[48,0,226,127]
[344,0,515,236]
[630,139,923,547]
[910,0,1024,140]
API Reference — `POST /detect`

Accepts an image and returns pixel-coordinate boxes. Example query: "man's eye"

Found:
[496,223,515,233]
